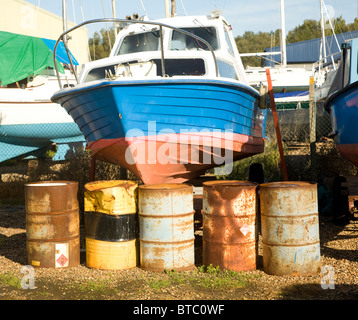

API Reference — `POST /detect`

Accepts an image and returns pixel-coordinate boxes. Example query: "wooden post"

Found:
[90,155,96,181]
[171,0,176,17]
[266,69,288,181]
[309,76,317,181]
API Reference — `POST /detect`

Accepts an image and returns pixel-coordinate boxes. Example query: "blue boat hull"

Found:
[52,78,266,183]
[326,81,358,167]
[0,122,85,162]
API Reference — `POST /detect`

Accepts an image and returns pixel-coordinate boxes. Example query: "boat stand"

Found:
[342,176,358,219]
[90,155,96,182]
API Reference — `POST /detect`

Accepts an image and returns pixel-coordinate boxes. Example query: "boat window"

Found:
[170,27,218,51]
[85,64,117,82]
[117,31,160,55]
[224,28,234,56]
[152,59,205,76]
[217,60,238,80]
[84,59,205,81]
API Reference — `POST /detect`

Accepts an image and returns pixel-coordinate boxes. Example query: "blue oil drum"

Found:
[138,183,195,272]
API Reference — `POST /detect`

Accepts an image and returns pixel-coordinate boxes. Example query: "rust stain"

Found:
[260,181,321,276]
[138,183,195,272]
[24,181,80,268]
[84,180,137,215]
[202,180,258,271]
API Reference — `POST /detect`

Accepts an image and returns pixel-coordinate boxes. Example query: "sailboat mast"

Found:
[280,0,287,66]
[62,0,68,43]
[165,0,170,17]
[112,0,117,40]
[320,0,327,62]
[171,0,176,17]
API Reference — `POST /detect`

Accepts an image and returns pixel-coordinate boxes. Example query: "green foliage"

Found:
[88,28,116,60]
[88,17,358,65]
[222,141,283,182]
[286,19,321,43]
[236,30,281,67]
[235,17,358,68]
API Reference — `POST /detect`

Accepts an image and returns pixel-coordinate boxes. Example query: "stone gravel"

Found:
[1,205,358,300]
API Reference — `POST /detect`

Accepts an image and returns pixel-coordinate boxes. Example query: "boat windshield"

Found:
[170,27,218,51]
[117,30,161,55]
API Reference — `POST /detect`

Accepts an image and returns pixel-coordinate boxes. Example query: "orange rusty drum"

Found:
[202,180,258,271]
[138,183,195,272]
[25,181,80,268]
[260,181,321,276]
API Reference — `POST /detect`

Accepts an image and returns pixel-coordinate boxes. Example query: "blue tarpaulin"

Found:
[41,37,79,65]
[274,91,309,99]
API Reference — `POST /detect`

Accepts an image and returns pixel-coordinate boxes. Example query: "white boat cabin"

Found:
[78,14,249,85]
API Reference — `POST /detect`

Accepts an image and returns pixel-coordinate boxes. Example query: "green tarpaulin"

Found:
[0,31,65,86]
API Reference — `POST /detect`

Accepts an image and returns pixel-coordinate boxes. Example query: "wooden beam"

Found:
[266,68,288,181]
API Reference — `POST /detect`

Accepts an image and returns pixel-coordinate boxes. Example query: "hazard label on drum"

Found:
[55,243,69,267]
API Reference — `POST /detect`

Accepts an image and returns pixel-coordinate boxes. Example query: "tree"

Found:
[88,18,358,67]
[235,30,281,67]
[88,28,115,60]
[286,19,321,43]
[235,18,358,68]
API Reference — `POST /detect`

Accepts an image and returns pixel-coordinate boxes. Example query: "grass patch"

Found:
[77,279,109,292]
[0,272,21,289]
[220,141,283,182]
[144,265,258,292]
[41,278,119,300]
[69,278,118,298]
[194,264,250,290]
[146,278,172,290]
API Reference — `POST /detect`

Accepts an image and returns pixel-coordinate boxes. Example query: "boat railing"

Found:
[53,18,219,89]
[313,51,341,72]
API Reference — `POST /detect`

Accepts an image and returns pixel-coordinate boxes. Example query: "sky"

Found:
[23,0,358,38]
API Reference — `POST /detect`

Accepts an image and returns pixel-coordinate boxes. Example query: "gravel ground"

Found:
[0,204,358,301]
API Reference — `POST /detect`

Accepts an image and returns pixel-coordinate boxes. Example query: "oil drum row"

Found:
[24,180,321,276]
[24,180,196,272]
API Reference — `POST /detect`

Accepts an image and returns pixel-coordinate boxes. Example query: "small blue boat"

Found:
[51,14,267,184]
[325,38,358,168]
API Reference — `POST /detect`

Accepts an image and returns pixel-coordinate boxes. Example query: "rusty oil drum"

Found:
[84,180,138,270]
[260,181,321,275]
[202,180,258,271]
[25,181,80,268]
[138,183,195,272]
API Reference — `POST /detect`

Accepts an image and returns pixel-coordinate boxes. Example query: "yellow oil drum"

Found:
[25,181,80,268]
[84,180,138,270]
[138,183,195,272]
[260,181,321,275]
[202,180,258,271]
[85,238,138,270]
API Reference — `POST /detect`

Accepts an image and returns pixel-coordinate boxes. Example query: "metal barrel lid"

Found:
[260,181,317,189]
[85,180,137,191]
[138,183,193,192]
[84,180,138,215]
[203,180,258,188]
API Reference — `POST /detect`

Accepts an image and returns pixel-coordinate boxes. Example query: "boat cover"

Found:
[325,43,351,110]
[0,31,78,86]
